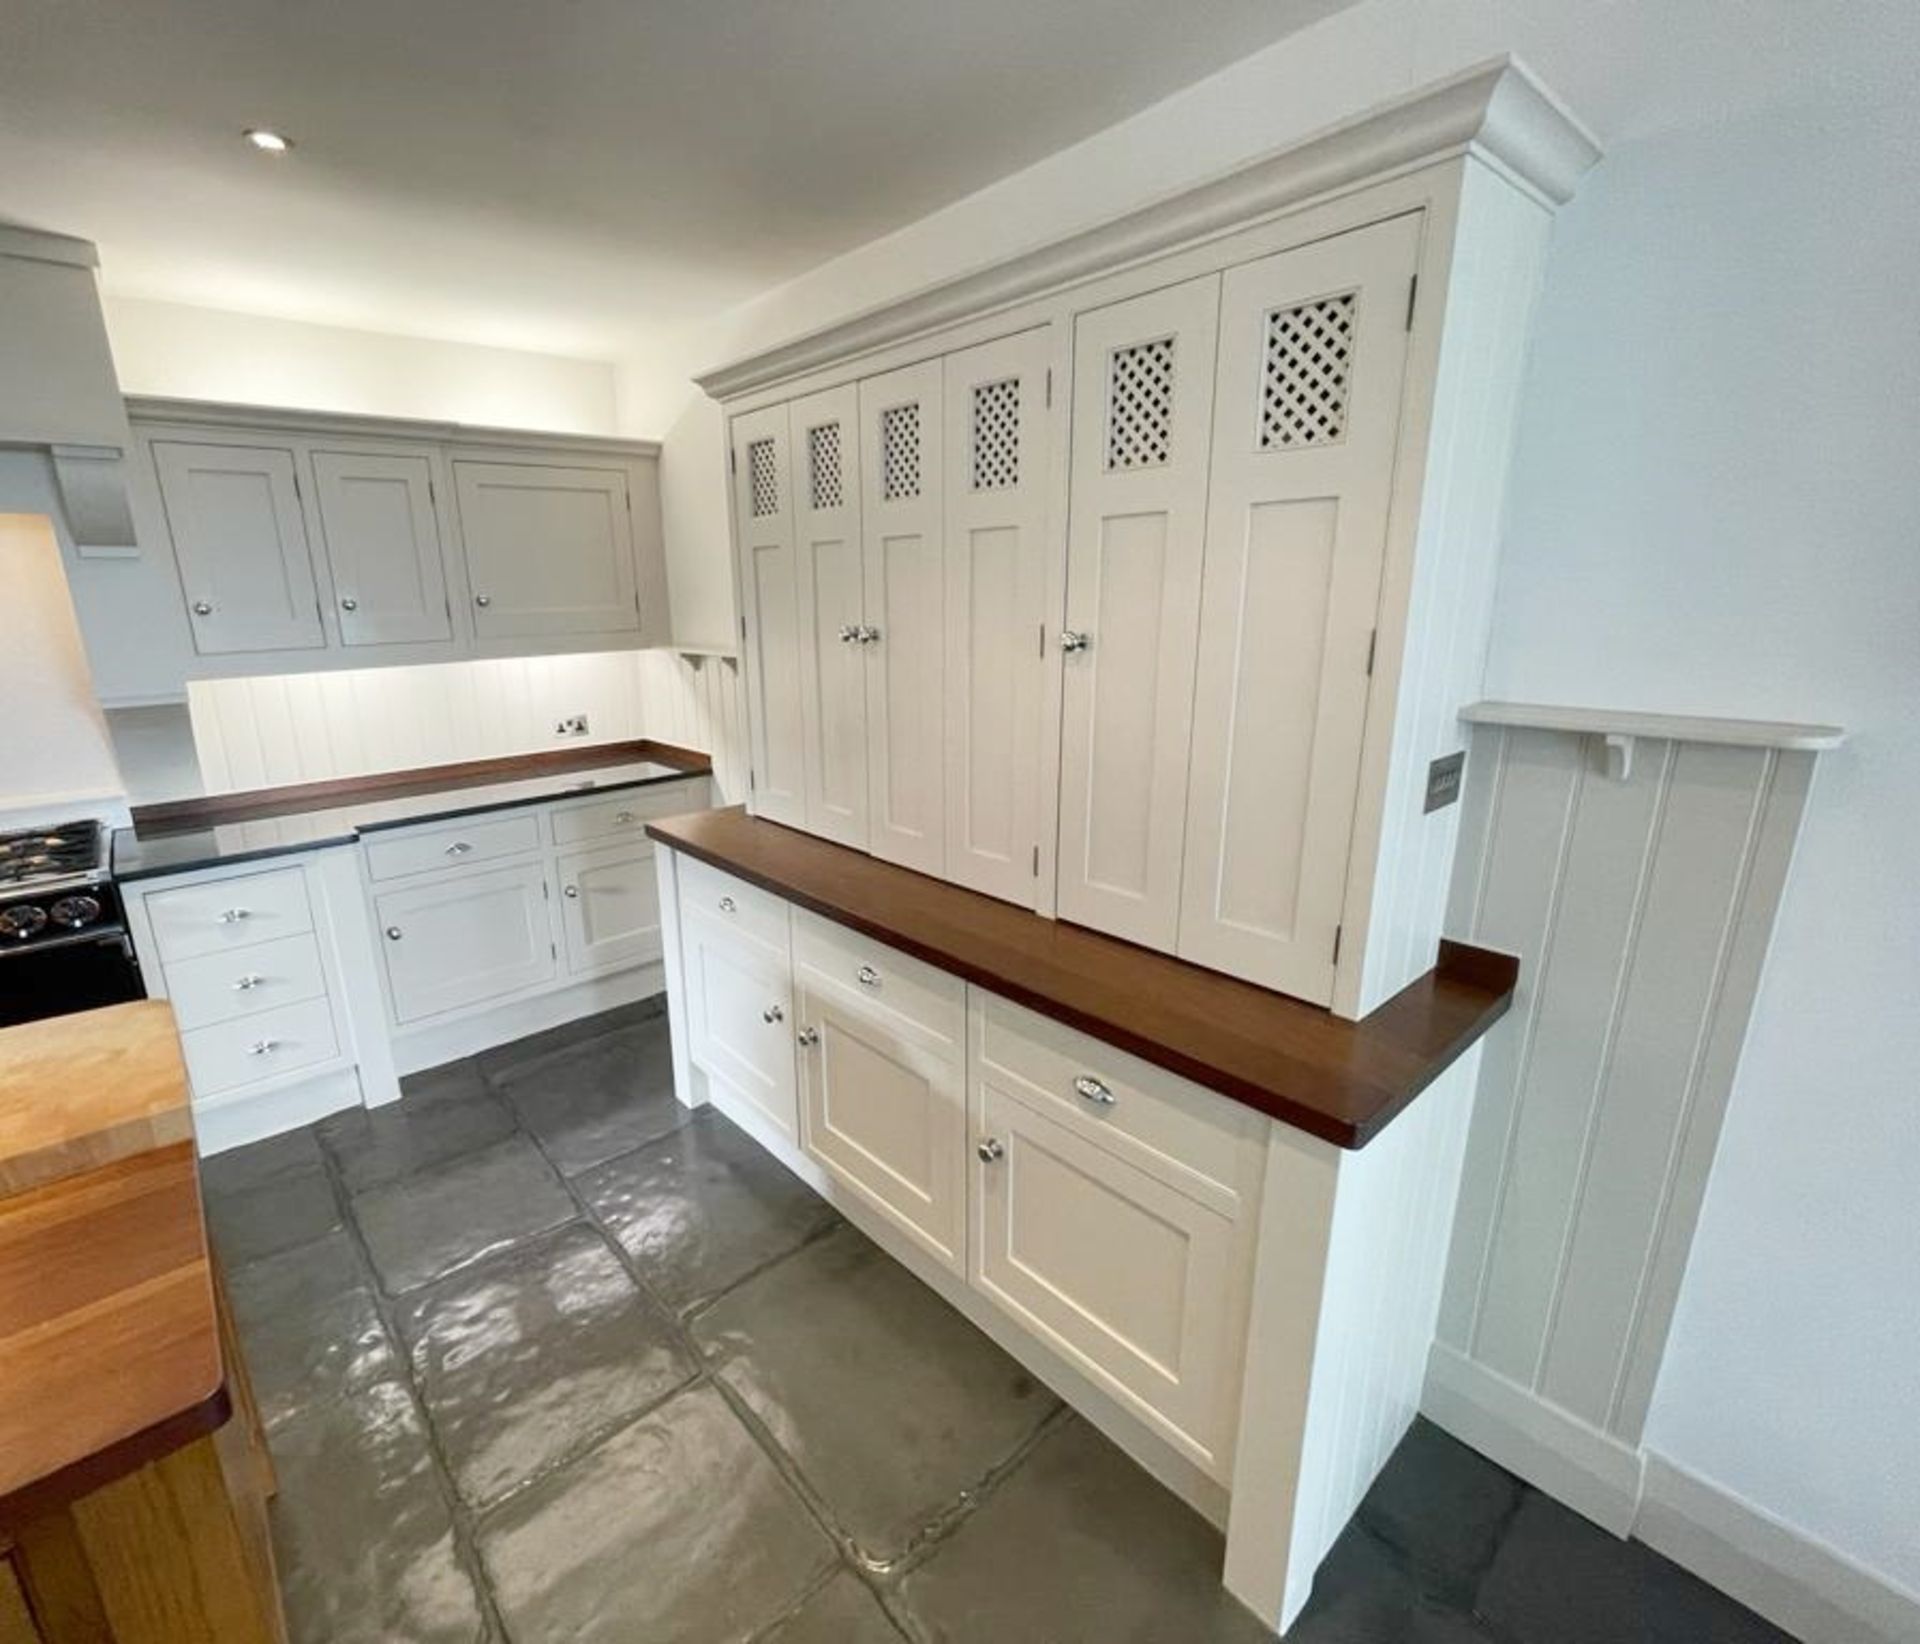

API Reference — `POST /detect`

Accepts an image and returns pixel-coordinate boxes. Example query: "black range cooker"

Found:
[0,819,144,1026]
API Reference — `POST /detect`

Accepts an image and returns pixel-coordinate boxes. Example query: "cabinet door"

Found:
[376,862,556,1023]
[731,405,808,828]
[1178,215,1421,1004]
[558,841,662,975]
[454,461,639,639]
[791,384,869,848]
[1054,277,1220,949]
[797,983,965,1274]
[310,449,452,645]
[859,360,946,875]
[942,330,1052,906]
[684,906,797,1140]
[153,440,324,654]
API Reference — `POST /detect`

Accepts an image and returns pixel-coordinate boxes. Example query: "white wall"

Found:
[667,0,1920,1605]
[103,297,621,435]
[656,394,734,650]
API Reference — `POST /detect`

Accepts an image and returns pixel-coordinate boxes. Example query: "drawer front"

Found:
[684,905,796,1140]
[677,855,789,957]
[550,778,706,847]
[791,908,964,1050]
[166,932,328,1031]
[181,997,339,1096]
[363,811,544,882]
[974,992,1263,1212]
[376,862,556,1024]
[146,867,314,963]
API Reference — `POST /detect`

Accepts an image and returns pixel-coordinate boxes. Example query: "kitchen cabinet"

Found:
[375,860,557,1024]
[310,448,452,645]
[729,404,808,829]
[557,841,661,975]
[453,460,640,640]
[683,903,797,1141]
[152,439,325,654]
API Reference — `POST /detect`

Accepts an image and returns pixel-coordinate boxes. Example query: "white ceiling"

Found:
[0,0,1352,362]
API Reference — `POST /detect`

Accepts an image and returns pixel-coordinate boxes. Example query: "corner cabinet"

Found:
[709,61,1597,1021]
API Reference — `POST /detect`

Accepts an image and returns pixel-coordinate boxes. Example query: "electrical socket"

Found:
[554,714,590,737]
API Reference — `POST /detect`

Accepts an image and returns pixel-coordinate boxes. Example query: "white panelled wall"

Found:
[187,649,748,805]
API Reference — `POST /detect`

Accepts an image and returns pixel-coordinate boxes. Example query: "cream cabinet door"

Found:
[790,385,869,848]
[731,405,808,829]
[1054,277,1220,949]
[557,841,662,975]
[683,905,797,1140]
[375,861,556,1024]
[454,461,640,639]
[310,449,452,645]
[1177,215,1421,1004]
[153,440,324,654]
[859,360,946,875]
[941,330,1052,906]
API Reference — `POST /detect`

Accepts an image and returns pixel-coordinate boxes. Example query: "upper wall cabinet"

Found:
[309,449,452,646]
[703,63,1600,1019]
[453,461,640,640]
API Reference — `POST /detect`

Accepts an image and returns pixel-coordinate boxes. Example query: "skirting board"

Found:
[390,963,665,1074]
[193,1065,364,1155]
[1424,1344,1920,1644]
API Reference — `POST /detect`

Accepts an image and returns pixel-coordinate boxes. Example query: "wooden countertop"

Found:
[648,808,1518,1149]
[0,1002,228,1526]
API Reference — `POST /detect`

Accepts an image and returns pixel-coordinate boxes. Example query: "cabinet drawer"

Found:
[973,992,1264,1212]
[362,811,543,881]
[550,779,705,847]
[181,997,339,1097]
[166,933,328,1031]
[792,908,963,1051]
[677,855,788,956]
[146,867,314,963]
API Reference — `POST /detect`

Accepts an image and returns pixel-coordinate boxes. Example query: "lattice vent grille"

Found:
[808,423,843,511]
[970,378,1020,491]
[1260,293,1356,449]
[747,438,779,517]
[1105,337,1176,470]
[880,403,921,501]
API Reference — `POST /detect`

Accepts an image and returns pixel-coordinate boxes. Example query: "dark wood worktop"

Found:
[648,808,1517,1149]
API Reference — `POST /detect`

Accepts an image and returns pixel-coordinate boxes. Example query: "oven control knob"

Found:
[50,895,102,930]
[0,904,49,941]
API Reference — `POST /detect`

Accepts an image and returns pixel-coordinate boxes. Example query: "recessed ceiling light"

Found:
[242,128,292,153]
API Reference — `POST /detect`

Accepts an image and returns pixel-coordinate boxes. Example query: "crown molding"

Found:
[0,224,100,271]
[695,56,1600,403]
[122,395,660,456]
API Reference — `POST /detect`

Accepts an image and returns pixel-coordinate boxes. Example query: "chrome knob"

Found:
[856,964,880,988]
[216,907,250,924]
[797,1026,820,1047]
[444,840,473,856]
[1059,629,1092,654]
[385,925,403,940]
[340,597,358,611]
[838,624,859,643]
[1073,1074,1116,1107]
[762,1003,785,1024]
[474,594,492,607]
[615,810,636,824]
[232,974,263,992]
[857,624,881,644]
[247,1039,279,1057]
[718,895,736,913]
[192,600,214,616]
[977,1138,1005,1163]
[564,885,580,899]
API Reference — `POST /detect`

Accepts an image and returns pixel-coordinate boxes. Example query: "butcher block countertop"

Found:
[0,1001,228,1525]
[648,807,1518,1149]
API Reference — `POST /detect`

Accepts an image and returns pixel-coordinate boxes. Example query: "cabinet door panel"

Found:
[731,405,808,828]
[684,905,797,1139]
[153,441,324,654]
[791,384,868,847]
[1054,278,1220,949]
[859,361,946,875]
[454,461,639,638]
[1178,215,1421,1003]
[558,841,662,974]
[376,862,556,1023]
[311,450,452,645]
[942,330,1052,906]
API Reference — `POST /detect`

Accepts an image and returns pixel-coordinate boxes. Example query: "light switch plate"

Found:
[1424,751,1465,814]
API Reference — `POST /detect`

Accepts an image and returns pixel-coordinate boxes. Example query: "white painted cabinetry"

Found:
[376,859,557,1023]
[730,404,808,828]
[453,460,640,640]
[680,861,797,1141]
[309,449,452,646]
[557,842,660,975]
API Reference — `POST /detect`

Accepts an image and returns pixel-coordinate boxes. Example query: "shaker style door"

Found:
[1054,276,1221,950]
[454,461,639,639]
[1176,213,1421,1004]
[730,404,809,828]
[310,449,453,646]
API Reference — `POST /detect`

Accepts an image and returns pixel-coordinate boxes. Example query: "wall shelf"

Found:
[1460,700,1847,753]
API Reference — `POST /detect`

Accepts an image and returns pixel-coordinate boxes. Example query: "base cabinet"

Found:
[557,842,661,975]
[683,905,797,1141]
[374,861,556,1024]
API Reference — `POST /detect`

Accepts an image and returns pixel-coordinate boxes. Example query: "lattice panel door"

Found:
[807,422,844,512]
[880,403,922,501]
[748,437,780,517]
[971,377,1021,491]
[1259,292,1356,448]
[1105,336,1177,470]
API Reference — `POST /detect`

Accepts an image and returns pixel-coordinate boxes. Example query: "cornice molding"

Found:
[0,224,100,271]
[122,395,660,456]
[695,56,1600,402]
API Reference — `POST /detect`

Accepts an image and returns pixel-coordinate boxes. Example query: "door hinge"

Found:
[1365,628,1377,676]
[1405,275,1419,331]
[550,942,557,959]
[1332,924,1344,965]
[748,767,756,791]
[428,478,437,506]
[1045,368,1053,409]
[1032,845,1040,876]
[542,881,550,900]
[740,613,748,641]
[729,447,737,474]
[1038,622,1046,657]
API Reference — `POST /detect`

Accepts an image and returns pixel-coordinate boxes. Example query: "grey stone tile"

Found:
[226,1229,396,1434]
[396,1222,696,1507]
[694,1224,1055,1563]
[496,1020,690,1175]
[351,1136,576,1295]
[268,1376,486,1644]
[895,1416,1274,1643]
[476,995,665,1083]
[199,1124,327,1198]
[477,1383,833,1644]
[758,1571,902,1642]
[320,1070,519,1193]
[1357,1417,1523,1602]
[575,1112,836,1309]
[1477,1492,1796,1644]
[201,1130,342,1269]
[1286,1521,1419,1641]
